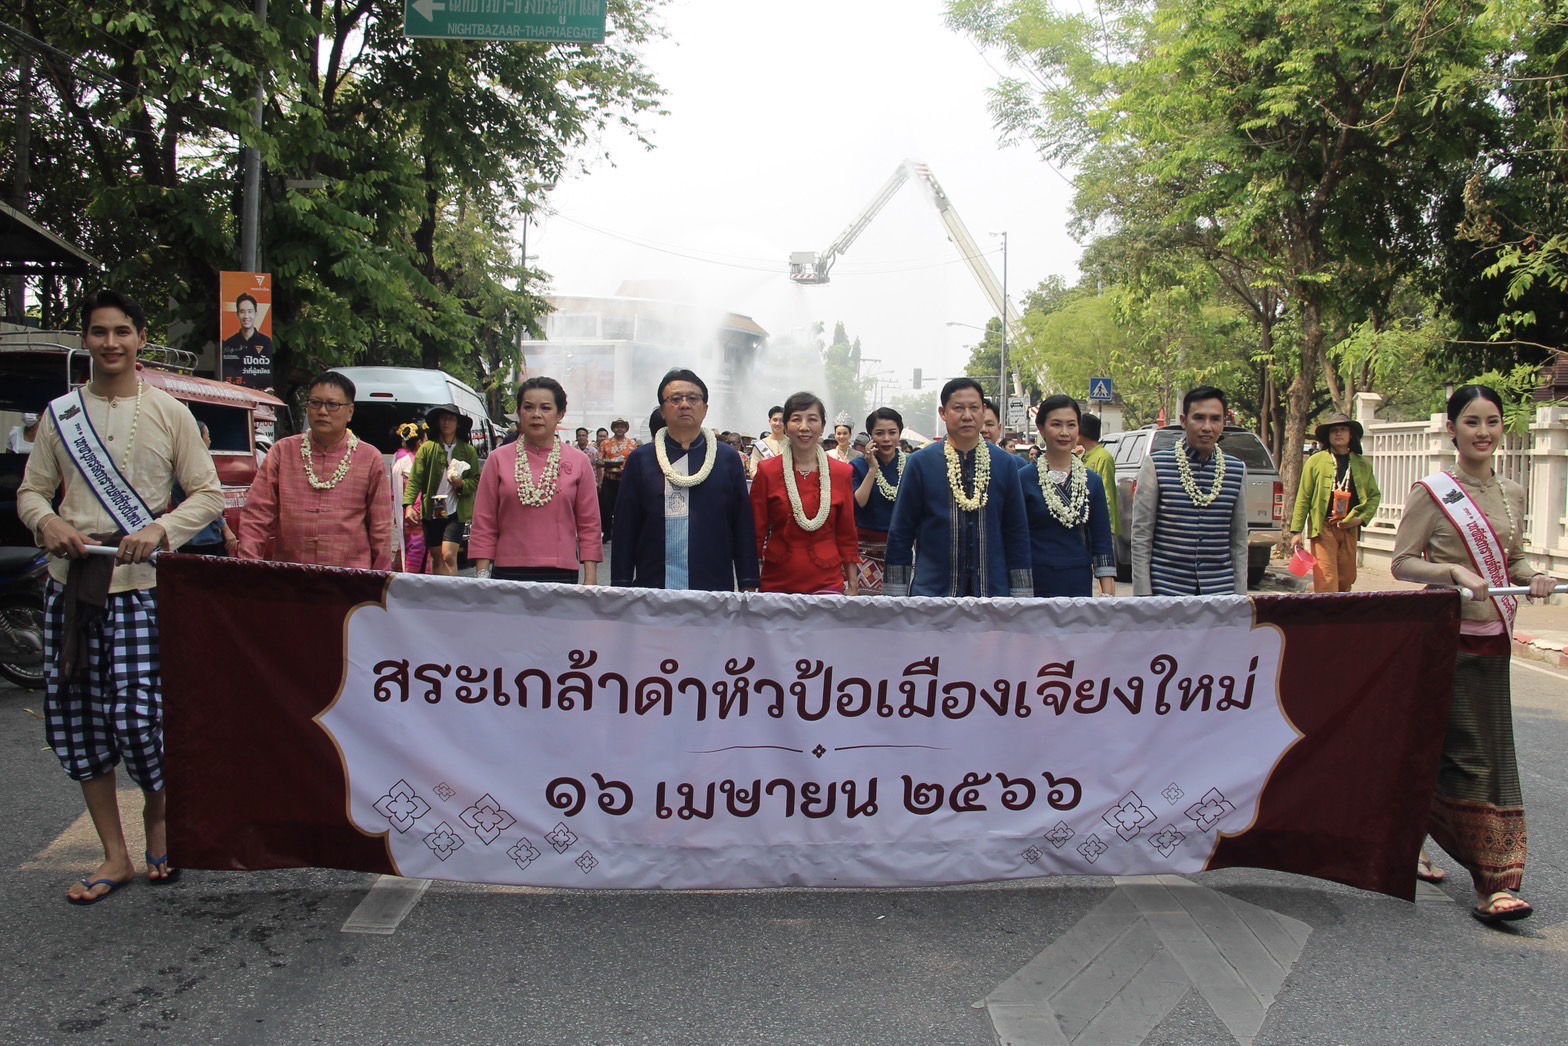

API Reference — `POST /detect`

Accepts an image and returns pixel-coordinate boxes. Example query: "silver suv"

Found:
[1097,425,1284,588]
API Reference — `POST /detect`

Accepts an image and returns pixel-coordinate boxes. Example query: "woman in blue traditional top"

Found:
[1019,395,1116,598]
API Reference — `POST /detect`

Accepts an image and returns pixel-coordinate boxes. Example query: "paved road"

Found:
[3,616,1566,1044]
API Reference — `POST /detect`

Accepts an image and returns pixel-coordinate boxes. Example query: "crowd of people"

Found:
[13,289,1562,928]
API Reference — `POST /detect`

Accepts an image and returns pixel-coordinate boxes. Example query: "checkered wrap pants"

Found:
[42,579,165,788]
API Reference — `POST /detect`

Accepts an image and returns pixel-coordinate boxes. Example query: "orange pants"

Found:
[1310,523,1358,592]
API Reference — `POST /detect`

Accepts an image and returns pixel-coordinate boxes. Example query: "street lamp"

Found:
[991,230,1008,432]
[944,321,998,396]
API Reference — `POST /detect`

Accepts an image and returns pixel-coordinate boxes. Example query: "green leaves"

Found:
[1,0,666,417]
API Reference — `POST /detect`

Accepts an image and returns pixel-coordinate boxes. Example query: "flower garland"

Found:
[655,428,719,488]
[873,451,905,500]
[1174,438,1226,507]
[782,441,832,532]
[117,379,145,474]
[514,438,562,508]
[302,430,360,490]
[944,440,990,512]
[1038,455,1091,527]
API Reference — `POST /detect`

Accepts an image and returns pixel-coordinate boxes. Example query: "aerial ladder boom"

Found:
[788,159,1038,394]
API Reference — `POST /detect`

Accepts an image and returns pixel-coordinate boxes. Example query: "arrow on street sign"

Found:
[984,875,1310,1045]
[411,0,444,20]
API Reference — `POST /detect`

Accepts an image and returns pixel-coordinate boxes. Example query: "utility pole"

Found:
[7,53,32,323]
[233,0,268,381]
[992,230,1009,432]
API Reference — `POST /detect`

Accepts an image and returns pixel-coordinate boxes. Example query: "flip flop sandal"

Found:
[1472,894,1533,925]
[145,852,183,886]
[1416,855,1447,883]
[67,877,133,906]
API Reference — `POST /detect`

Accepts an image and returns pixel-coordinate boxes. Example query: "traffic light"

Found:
[913,368,922,390]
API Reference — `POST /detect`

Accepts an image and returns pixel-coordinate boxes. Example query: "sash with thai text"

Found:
[1416,471,1516,633]
[48,389,156,535]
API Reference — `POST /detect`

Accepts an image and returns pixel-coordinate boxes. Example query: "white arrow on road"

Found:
[411,0,445,21]
[984,875,1310,1045]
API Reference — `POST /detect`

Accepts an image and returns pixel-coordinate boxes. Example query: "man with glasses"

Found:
[885,378,1032,597]
[239,371,393,569]
[611,368,759,591]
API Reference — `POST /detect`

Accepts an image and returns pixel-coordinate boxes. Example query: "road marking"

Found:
[21,786,146,872]
[341,875,432,934]
[1513,657,1568,681]
[984,875,1310,1046]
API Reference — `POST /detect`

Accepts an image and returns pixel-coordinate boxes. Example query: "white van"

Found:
[333,366,497,459]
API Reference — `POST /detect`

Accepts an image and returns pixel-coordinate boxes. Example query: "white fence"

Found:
[1354,393,1568,578]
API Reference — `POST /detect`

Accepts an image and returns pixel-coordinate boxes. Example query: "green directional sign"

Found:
[404,0,607,43]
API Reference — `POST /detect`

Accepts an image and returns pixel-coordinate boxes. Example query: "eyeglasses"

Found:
[306,399,350,413]
[663,393,705,406]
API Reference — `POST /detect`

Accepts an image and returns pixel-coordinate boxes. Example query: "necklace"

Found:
[1174,438,1226,507]
[782,441,831,531]
[1039,455,1091,526]
[873,451,905,500]
[655,428,719,487]
[302,430,360,490]
[944,440,990,512]
[514,438,562,507]
[116,380,145,474]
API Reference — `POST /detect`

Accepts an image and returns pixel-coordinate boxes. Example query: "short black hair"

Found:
[940,377,985,406]
[235,292,258,311]
[658,368,708,404]
[1079,413,1102,440]
[81,289,148,333]
[1034,394,1080,429]
[982,397,1001,419]
[1182,385,1228,415]
[782,391,825,424]
[309,370,356,401]
[517,375,567,413]
[575,427,589,437]
[768,405,784,419]
[648,407,666,435]
[866,406,903,432]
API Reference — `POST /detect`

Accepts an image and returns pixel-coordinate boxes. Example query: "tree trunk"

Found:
[1278,296,1325,535]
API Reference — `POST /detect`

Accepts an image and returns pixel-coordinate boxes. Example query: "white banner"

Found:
[318,579,1295,889]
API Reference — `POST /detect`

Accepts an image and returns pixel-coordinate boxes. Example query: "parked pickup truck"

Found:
[1097,425,1285,588]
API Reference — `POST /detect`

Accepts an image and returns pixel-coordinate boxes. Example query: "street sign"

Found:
[404,0,607,43]
[1007,401,1030,430]
[1089,376,1115,402]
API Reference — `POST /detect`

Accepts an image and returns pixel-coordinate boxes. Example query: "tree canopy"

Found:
[1,0,665,414]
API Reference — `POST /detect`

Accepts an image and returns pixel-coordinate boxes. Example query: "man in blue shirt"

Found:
[884,379,1032,598]
[611,368,760,591]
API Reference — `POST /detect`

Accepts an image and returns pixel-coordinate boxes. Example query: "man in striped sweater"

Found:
[1131,386,1248,596]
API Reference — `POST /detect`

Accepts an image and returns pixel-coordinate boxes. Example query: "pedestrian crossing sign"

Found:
[1090,377,1115,402]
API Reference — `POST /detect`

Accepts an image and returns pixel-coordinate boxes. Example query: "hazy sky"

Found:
[531,0,1082,412]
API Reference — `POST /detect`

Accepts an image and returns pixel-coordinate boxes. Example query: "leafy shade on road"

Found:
[1,0,666,411]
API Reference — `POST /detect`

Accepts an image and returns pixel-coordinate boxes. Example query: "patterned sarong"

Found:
[857,530,887,595]
[1428,650,1527,893]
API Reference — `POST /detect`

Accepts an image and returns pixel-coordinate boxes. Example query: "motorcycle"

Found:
[0,545,47,689]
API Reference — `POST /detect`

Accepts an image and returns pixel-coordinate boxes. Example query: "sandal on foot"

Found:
[67,877,133,906]
[145,852,182,886]
[1472,892,1533,925]
[1416,853,1447,884]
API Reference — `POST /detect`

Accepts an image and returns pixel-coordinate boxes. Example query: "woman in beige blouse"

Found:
[1391,385,1558,925]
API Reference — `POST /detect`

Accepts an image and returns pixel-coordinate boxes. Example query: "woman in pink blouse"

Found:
[469,377,602,584]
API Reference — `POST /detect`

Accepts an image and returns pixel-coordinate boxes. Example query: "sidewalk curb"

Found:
[1512,632,1568,670]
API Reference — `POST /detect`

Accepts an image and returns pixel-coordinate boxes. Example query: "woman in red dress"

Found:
[750,391,860,594]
